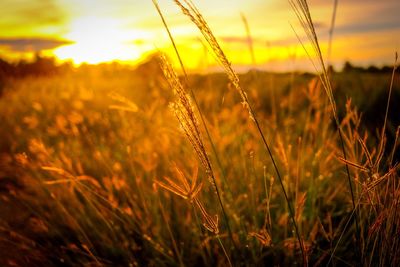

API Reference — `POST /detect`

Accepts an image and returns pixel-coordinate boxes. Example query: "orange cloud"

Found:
[0,0,67,37]
[0,38,72,52]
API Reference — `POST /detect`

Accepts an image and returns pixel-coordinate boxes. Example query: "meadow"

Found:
[0,1,399,266]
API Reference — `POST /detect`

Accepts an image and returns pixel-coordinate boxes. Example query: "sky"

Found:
[0,0,399,71]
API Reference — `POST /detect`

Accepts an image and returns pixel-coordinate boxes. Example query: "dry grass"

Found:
[173,1,306,263]
[0,1,399,266]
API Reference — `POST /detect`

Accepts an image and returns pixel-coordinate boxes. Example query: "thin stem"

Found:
[289,1,361,262]
[327,0,338,67]
[152,0,232,196]
[206,160,236,251]
[240,13,256,66]
[249,103,307,265]
[327,191,364,266]
[337,123,361,262]
[217,235,233,267]
[153,0,235,249]
[376,52,398,170]
[173,0,305,262]
[157,191,185,267]
[192,204,211,265]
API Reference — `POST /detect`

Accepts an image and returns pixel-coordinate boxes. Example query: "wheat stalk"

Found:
[159,53,235,249]
[289,0,360,263]
[152,0,232,195]
[173,0,305,263]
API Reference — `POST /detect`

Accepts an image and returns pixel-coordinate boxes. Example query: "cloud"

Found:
[0,0,67,35]
[335,22,400,36]
[311,0,400,35]
[0,38,73,52]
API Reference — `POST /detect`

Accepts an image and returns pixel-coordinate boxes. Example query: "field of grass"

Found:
[1,1,399,266]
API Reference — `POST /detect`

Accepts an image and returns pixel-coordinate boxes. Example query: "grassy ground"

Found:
[0,59,399,266]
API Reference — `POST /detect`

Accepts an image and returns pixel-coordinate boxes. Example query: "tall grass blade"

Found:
[240,13,256,66]
[159,53,235,250]
[173,0,306,263]
[152,0,232,196]
[289,0,360,263]
[376,52,398,170]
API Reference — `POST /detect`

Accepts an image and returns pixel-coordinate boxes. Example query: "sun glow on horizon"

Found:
[53,17,149,65]
[0,0,398,69]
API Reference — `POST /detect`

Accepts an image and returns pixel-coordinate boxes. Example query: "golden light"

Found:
[53,16,148,65]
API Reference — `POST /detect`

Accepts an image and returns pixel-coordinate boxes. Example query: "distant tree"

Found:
[343,61,354,72]
[380,66,393,73]
[0,54,71,97]
[366,65,380,73]
[327,64,336,74]
[342,61,365,73]
[0,58,15,96]
[0,58,15,75]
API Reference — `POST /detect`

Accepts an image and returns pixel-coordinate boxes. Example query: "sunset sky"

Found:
[0,0,399,71]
